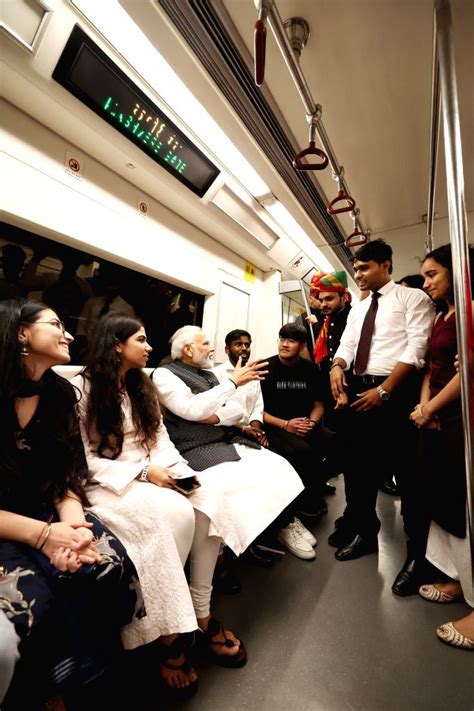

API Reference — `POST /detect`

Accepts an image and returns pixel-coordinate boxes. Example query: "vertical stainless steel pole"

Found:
[300,280,315,350]
[435,0,473,592]
[426,19,441,253]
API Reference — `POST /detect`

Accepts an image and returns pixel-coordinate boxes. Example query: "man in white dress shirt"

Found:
[152,326,316,560]
[212,329,268,447]
[329,240,435,595]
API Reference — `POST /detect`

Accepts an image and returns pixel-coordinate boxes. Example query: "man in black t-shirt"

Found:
[261,322,334,520]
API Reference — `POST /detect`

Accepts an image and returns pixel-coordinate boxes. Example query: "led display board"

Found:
[53,25,220,196]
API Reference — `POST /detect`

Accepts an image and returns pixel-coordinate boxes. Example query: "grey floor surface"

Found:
[168,479,473,711]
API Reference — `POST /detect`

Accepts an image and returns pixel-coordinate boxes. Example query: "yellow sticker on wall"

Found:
[243,261,256,283]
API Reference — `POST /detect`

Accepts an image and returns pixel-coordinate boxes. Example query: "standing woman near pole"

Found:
[410,244,474,650]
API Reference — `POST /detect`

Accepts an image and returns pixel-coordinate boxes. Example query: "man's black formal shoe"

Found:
[392,559,420,597]
[335,535,378,561]
[379,478,400,496]
[323,483,337,496]
[328,527,354,548]
[242,544,274,568]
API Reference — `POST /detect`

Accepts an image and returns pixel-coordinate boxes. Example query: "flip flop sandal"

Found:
[201,617,247,668]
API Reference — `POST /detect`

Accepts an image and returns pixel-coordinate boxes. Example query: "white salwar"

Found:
[72,375,206,649]
[426,519,474,607]
[152,366,304,555]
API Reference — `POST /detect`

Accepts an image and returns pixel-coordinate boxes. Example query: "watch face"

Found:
[381,390,390,400]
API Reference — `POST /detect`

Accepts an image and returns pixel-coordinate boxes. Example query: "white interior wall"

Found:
[374,212,473,280]
[0,100,281,359]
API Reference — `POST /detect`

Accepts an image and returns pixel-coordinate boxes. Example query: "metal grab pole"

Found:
[426,20,441,253]
[435,0,474,592]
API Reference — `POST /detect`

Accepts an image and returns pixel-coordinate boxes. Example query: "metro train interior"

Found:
[1,0,473,709]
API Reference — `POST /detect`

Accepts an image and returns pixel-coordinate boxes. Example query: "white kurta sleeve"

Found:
[72,375,145,495]
[152,366,236,420]
[248,384,264,424]
[148,421,196,477]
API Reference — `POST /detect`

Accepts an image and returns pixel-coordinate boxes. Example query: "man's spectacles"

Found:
[35,319,66,333]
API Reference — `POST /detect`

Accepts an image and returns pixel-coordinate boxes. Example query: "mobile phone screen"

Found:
[172,477,200,495]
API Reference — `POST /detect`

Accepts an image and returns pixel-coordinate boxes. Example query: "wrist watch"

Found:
[139,463,150,482]
[376,385,391,401]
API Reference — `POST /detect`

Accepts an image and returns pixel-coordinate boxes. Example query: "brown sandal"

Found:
[201,617,247,668]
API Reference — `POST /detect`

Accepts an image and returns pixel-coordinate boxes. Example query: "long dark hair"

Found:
[82,313,161,459]
[423,243,474,304]
[0,299,87,507]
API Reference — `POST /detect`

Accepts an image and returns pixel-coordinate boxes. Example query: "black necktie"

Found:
[354,292,381,375]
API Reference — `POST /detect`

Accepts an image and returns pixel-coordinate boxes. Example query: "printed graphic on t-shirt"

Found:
[277,381,307,389]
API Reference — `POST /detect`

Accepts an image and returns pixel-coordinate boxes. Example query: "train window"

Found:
[0,222,204,366]
[52,25,220,197]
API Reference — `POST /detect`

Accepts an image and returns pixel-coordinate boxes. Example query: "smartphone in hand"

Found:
[171,477,201,496]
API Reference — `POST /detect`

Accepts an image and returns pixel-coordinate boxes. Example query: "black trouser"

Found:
[265,424,336,518]
[338,373,431,562]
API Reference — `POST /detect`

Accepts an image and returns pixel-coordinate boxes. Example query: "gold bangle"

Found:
[38,524,52,552]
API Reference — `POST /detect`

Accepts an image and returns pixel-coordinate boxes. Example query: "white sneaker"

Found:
[277,523,316,560]
[293,517,317,547]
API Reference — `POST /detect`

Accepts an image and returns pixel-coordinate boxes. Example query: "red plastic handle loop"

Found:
[293,141,329,171]
[327,190,356,215]
[345,229,368,248]
[254,19,266,86]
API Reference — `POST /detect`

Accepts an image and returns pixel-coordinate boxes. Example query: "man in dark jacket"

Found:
[311,271,351,432]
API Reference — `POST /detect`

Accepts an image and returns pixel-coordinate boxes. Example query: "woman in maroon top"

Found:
[410,243,474,650]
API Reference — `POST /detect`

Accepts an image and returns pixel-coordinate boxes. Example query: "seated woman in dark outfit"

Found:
[0,299,141,708]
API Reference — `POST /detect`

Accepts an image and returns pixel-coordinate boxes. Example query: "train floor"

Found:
[160,477,473,711]
[28,478,471,711]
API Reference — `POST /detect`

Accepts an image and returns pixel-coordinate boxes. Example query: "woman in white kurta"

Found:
[72,314,248,689]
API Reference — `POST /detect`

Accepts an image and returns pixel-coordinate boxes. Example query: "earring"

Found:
[20,341,29,356]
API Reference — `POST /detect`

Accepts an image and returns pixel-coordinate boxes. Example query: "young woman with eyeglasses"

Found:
[0,299,141,707]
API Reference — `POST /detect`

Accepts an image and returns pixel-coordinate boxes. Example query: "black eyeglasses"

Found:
[35,319,66,333]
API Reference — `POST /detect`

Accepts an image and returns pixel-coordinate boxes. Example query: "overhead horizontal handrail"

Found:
[253,0,369,245]
[293,115,328,171]
[327,167,356,214]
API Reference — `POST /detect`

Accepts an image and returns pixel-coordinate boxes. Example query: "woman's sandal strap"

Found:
[161,657,193,673]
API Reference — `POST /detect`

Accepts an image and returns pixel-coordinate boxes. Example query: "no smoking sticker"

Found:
[64,149,84,180]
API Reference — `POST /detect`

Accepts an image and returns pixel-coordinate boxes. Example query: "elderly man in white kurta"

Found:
[152,326,313,561]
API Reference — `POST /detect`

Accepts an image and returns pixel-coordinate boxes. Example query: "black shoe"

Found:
[212,562,242,594]
[328,527,354,548]
[241,544,275,568]
[379,479,400,496]
[323,483,337,496]
[335,534,378,561]
[391,559,420,597]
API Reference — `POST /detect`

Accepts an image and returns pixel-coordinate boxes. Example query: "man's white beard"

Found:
[192,353,213,369]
